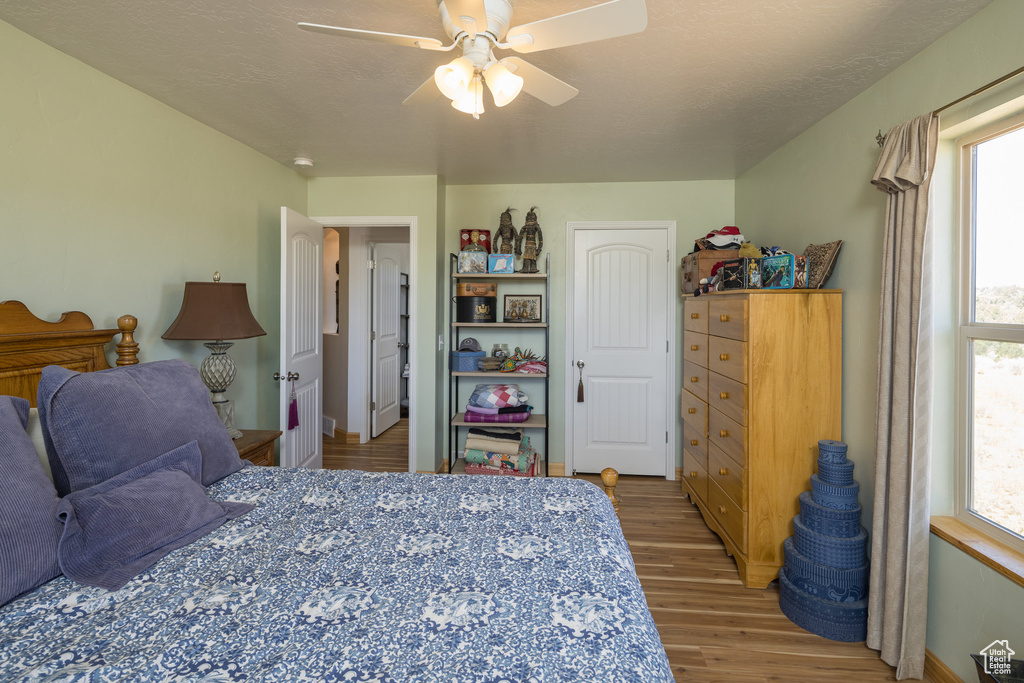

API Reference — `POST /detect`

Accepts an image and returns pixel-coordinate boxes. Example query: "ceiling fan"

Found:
[298,0,648,118]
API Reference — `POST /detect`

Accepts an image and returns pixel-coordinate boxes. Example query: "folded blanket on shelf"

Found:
[464,461,536,477]
[465,436,521,456]
[464,446,535,473]
[466,427,522,442]
[463,409,533,424]
[468,384,528,409]
[465,404,532,416]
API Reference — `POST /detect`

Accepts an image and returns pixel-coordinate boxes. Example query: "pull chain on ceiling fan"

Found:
[298,0,648,118]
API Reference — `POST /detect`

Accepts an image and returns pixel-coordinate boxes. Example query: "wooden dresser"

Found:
[681,290,842,588]
[234,429,282,467]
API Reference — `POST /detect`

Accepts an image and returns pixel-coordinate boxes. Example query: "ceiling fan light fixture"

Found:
[434,56,474,100]
[483,61,523,107]
[451,73,485,119]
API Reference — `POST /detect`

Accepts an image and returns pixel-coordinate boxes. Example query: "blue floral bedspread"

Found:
[0,469,673,682]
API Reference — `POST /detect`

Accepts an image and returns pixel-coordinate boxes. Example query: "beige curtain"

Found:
[867,112,939,680]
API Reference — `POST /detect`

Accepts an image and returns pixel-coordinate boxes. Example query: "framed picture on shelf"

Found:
[488,254,515,274]
[458,251,487,273]
[504,294,542,323]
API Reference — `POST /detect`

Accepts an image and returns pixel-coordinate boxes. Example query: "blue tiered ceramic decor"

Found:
[779,439,869,642]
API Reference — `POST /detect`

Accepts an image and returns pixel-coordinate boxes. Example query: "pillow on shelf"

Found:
[0,396,63,606]
[37,359,247,497]
[57,441,253,591]
[803,240,843,289]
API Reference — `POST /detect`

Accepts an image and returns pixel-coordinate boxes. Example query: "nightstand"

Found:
[234,429,282,467]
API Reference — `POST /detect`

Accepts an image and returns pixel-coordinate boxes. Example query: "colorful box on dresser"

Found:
[681,290,842,589]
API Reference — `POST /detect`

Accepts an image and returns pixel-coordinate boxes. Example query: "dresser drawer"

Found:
[681,389,707,433]
[684,298,709,334]
[708,372,747,425]
[682,448,708,505]
[709,408,747,467]
[683,421,707,457]
[683,360,708,402]
[684,333,709,368]
[709,479,747,554]
[708,336,747,384]
[709,298,748,341]
[709,441,746,509]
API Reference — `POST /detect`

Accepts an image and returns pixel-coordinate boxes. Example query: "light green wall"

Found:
[306,176,445,472]
[735,0,1024,678]
[0,19,307,432]
[445,181,735,467]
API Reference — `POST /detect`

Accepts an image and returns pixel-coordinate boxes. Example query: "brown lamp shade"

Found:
[162,282,266,341]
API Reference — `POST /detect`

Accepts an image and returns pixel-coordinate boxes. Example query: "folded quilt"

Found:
[464,404,533,416]
[464,447,535,472]
[467,384,528,409]
[463,409,533,424]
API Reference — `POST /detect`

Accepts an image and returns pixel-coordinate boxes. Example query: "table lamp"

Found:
[162,272,266,439]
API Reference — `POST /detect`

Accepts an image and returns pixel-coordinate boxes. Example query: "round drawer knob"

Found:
[719,468,728,476]
[690,471,698,478]
[691,344,699,351]
[719,505,727,514]
[719,392,729,400]
[720,314,729,322]
[691,312,699,319]
[690,439,698,446]
[719,353,729,361]
[688,408,697,415]
[690,376,698,383]
[719,430,728,438]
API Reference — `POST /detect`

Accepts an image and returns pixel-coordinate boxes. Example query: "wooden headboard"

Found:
[0,301,140,406]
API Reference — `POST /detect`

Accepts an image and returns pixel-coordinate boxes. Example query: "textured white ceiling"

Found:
[0,0,993,183]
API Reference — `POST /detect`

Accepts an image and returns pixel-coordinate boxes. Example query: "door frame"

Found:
[314,215,418,474]
[563,220,677,479]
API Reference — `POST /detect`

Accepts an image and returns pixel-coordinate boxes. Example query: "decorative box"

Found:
[761,254,795,289]
[451,349,486,371]
[460,229,491,252]
[680,249,740,294]
[456,281,497,297]
[794,255,809,288]
[488,254,515,274]
[457,251,487,274]
[455,296,497,323]
[721,258,748,290]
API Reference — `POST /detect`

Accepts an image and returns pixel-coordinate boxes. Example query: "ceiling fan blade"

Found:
[298,22,446,51]
[403,75,442,106]
[442,0,489,37]
[504,0,647,54]
[501,57,579,106]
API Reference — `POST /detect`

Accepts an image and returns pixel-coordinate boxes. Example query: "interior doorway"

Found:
[318,217,414,471]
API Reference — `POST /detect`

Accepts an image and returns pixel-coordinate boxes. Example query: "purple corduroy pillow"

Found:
[0,396,63,606]
[57,440,252,591]
[37,359,247,497]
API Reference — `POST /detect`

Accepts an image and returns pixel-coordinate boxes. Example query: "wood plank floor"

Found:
[322,445,918,681]
[322,418,409,472]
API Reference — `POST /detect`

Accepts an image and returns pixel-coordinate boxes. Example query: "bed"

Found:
[0,302,673,682]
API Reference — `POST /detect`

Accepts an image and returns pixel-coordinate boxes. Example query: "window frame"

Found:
[954,110,1024,554]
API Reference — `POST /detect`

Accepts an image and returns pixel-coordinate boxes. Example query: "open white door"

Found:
[569,225,673,476]
[371,243,402,437]
[280,207,323,469]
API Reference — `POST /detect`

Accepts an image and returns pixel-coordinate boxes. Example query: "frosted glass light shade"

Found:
[484,61,523,107]
[452,74,485,118]
[434,57,474,100]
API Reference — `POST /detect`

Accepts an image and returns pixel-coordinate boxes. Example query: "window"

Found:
[956,112,1024,551]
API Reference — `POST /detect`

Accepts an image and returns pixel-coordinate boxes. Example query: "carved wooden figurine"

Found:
[515,206,544,273]
[494,207,518,254]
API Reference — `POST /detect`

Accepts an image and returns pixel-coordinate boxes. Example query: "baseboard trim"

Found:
[547,462,565,477]
[334,429,360,444]
[924,648,964,683]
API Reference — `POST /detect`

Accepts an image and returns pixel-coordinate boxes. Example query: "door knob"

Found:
[273,372,300,381]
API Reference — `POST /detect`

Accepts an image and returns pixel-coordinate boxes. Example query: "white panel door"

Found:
[371,243,402,437]
[571,228,670,475]
[280,207,323,469]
